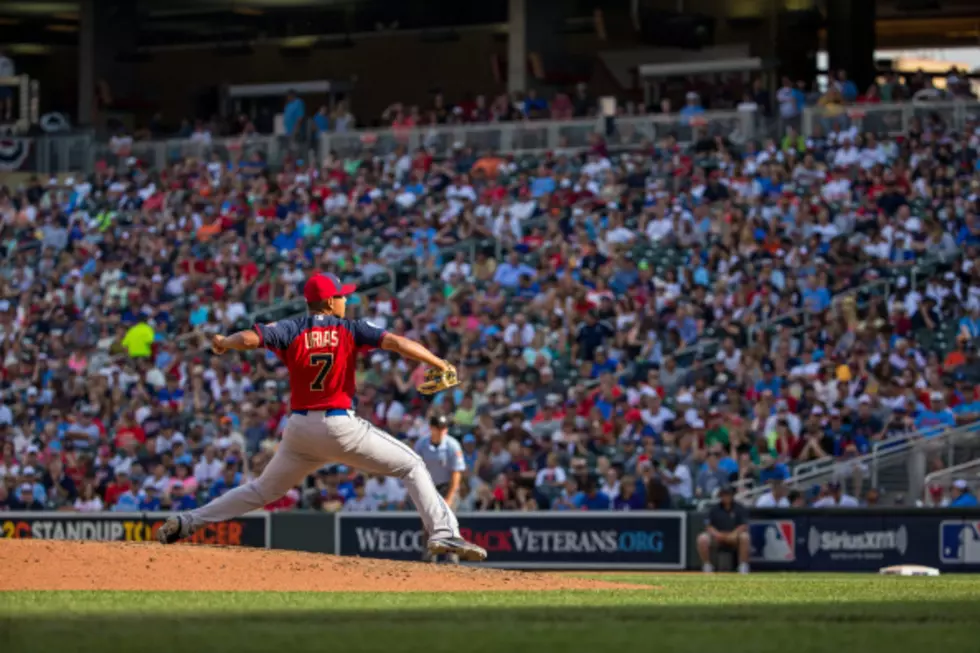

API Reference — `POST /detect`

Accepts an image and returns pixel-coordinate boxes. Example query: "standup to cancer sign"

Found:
[0,513,269,548]
[337,512,687,569]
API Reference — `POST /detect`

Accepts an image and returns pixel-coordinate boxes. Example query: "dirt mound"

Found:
[0,540,650,592]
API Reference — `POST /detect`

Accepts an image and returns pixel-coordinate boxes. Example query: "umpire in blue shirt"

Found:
[415,414,466,562]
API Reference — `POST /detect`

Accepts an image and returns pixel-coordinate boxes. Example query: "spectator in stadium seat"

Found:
[283,90,306,138]
[812,480,860,508]
[139,485,162,511]
[680,92,705,125]
[573,474,611,511]
[949,479,979,507]
[42,459,78,508]
[169,481,199,511]
[73,482,105,513]
[10,483,44,511]
[697,486,750,574]
[696,447,730,499]
[755,477,791,508]
[613,475,646,511]
[661,453,693,506]
[208,463,242,500]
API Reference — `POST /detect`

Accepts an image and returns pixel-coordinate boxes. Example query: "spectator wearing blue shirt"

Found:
[493,253,536,289]
[272,227,301,252]
[21,467,48,504]
[573,478,612,510]
[522,88,548,116]
[112,489,140,512]
[949,479,979,507]
[915,392,956,433]
[680,92,705,124]
[959,306,980,340]
[156,379,185,404]
[209,464,242,500]
[139,487,162,512]
[170,483,199,511]
[589,348,618,380]
[530,169,556,198]
[835,70,858,102]
[755,360,783,396]
[312,105,330,134]
[283,91,306,138]
[802,276,831,312]
[612,476,646,510]
[335,466,356,500]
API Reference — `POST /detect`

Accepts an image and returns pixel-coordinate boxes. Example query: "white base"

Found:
[879,564,941,577]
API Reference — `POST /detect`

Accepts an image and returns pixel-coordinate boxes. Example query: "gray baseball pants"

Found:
[186,410,459,539]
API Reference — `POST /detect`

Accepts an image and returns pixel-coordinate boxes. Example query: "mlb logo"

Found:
[749,520,796,562]
[940,521,980,564]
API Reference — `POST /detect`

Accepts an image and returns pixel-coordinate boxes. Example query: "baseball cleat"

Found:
[427,536,487,562]
[157,514,192,544]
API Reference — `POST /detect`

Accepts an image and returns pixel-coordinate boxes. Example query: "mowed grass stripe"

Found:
[2,575,979,653]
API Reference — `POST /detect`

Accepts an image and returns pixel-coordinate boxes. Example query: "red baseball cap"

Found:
[304,273,357,303]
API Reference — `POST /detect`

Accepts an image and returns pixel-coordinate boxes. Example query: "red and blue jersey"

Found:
[253,315,387,411]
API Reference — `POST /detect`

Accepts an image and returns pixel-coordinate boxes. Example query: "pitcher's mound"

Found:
[1,540,649,592]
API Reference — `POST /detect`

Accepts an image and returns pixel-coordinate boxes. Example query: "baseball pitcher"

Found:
[157,273,487,562]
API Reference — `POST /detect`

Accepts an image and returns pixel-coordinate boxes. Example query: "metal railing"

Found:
[14,109,758,175]
[320,110,757,159]
[12,99,980,175]
[801,99,980,138]
[923,459,980,492]
[734,420,980,506]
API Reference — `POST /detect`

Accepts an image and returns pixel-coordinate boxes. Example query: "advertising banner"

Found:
[0,512,269,548]
[747,510,980,572]
[337,511,687,569]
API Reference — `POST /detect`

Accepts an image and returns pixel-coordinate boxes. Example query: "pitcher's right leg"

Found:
[158,418,323,544]
[323,413,487,562]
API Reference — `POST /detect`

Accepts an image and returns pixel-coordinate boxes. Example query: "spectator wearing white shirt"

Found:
[441,251,473,283]
[74,482,105,513]
[342,478,380,511]
[662,454,693,504]
[764,400,802,437]
[832,138,861,168]
[776,77,799,121]
[821,169,852,202]
[194,446,224,488]
[365,474,407,509]
[535,453,568,493]
[142,462,171,494]
[812,481,860,508]
[503,313,535,347]
[755,479,792,508]
[189,120,212,145]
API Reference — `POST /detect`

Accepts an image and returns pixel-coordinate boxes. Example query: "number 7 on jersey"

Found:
[309,353,335,391]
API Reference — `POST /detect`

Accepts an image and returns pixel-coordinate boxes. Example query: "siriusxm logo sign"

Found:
[807,526,908,559]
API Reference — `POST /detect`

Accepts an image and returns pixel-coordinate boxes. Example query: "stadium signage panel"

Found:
[337,512,687,569]
[748,510,980,572]
[0,512,269,548]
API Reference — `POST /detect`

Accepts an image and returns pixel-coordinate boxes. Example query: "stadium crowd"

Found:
[1,72,980,516]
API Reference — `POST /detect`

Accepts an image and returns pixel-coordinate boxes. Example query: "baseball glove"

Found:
[417,363,459,395]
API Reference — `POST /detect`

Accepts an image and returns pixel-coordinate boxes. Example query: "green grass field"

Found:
[3,574,979,653]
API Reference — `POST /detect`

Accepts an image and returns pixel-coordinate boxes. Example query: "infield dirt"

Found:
[1,540,650,592]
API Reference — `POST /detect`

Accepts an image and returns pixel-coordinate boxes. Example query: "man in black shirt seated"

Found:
[697,485,750,573]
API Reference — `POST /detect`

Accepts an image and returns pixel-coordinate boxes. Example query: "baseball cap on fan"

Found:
[303,273,357,303]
